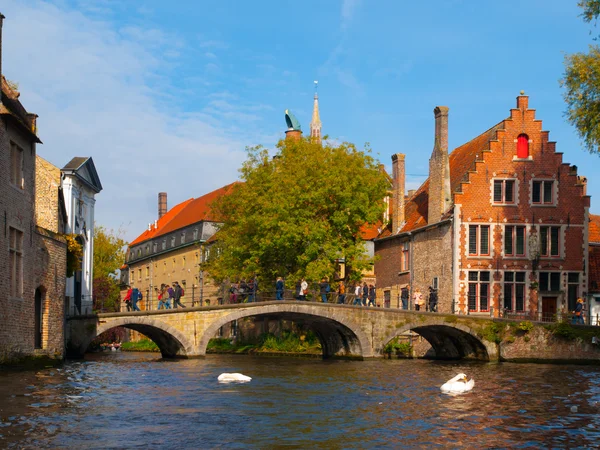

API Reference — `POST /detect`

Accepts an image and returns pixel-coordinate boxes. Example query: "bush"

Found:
[383,338,412,355]
[518,321,534,333]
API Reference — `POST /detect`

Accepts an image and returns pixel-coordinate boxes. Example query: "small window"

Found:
[193,228,199,240]
[171,236,176,247]
[505,226,526,257]
[517,134,529,158]
[468,271,490,312]
[539,272,561,291]
[9,227,24,298]
[162,239,166,250]
[153,243,157,253]
[401,242,410,271]
[532,180,554,205]
[540,226,560,257]
[469,225,490,256]
[181,232,186,244]
[10,142,24,189]
[493,180,515,204]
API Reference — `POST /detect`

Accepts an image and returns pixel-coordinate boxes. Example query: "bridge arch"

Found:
[382,319,496,361]
[94,316,194,358]
[198,303,373,359]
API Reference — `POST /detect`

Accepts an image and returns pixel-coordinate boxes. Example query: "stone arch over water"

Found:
[199,304,372,359]
[383,320,495,361]
[93,317,194,358]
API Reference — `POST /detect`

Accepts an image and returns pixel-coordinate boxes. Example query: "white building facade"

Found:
[61,157,102,315]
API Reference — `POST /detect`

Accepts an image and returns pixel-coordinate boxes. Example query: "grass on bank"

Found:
[207,330,322,355]
[120,339,160,352]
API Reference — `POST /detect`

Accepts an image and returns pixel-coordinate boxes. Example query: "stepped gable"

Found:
[378,121,504,238]
[129,198,194,246]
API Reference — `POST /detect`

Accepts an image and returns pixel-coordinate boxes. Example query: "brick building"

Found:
[375,94,591,319]
[0,13,67,363]
[121,185,237,309]
[587,214,600,325]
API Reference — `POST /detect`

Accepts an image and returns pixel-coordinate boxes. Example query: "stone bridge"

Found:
[66,301,600,363]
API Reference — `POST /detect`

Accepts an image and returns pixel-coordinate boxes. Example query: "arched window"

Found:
[517,134,529,158]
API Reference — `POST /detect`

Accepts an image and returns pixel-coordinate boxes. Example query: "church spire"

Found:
[310,80,322,142]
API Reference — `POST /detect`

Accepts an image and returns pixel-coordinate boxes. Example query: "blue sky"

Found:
[2,0,599,241]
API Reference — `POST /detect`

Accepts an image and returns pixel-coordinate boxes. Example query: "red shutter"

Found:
[517,134,529,158]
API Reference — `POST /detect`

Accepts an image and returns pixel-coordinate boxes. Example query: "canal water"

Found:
[1,353,599,449]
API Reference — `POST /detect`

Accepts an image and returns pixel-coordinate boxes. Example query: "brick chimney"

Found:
[391,153,405,233]
[428,106,452,224]
[158,192,167,219]
[285,129,302,141]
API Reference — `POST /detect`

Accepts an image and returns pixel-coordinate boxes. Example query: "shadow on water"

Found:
[1,352,599,448]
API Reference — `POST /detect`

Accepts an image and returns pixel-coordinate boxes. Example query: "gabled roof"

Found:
[378,121,504,239]
[129,182,239,247]
[62,157,103,193]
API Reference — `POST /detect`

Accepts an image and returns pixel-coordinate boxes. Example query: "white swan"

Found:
[218,373,252,383]
[440,373,474,394]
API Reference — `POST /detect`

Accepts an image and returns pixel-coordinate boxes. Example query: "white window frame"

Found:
[492,178,517,206]
[468,224,491,257]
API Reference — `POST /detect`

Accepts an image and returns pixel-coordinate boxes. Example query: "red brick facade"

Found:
[375,95,591,318]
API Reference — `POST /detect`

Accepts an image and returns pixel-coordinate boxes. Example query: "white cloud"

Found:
[341,0,361,30]
[1,0,250,242]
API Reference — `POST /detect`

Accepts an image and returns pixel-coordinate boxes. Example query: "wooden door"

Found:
[541,296,557,322]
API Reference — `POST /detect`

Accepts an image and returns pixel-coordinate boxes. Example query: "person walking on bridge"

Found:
[173,281,186,308]
[353,284,362,305]
[337,281,346,304]
[276,277,284,300]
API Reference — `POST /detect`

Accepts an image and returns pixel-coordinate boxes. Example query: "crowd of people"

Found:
[123,281,187,311]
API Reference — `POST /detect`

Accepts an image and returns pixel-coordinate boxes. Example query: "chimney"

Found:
[391,153,406,233]
[517,90,528,111]
[428,106,452,224]
[158,192,167,219]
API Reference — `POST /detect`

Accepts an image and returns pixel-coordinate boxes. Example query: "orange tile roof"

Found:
[128,182,240,247]
[129,197,194,246]
[589,246,600,293]
[379,121,503,238]
[590,214,600,244]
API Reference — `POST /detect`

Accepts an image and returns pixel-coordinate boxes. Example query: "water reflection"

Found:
[0,353,599,448]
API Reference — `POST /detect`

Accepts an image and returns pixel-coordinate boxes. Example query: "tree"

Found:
[94,225,127,278]
[204,137,389,284]
[93,225,128,313]
[561,1,600,154]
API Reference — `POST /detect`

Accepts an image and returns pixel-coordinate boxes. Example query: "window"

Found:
[401,242,410,271]
[181,232,186,244]
[138,269,142,281]
[9,227,23,298]
[539,272,561,292]
[162,239,166,250]
[517,134,529,158]
[193,228,199,240]
[153,243,157,253]
[540,226,560,257]
[567,272,579,311]
[468,225,490,256]
[532,180,554,205]
[503,272,525,311]
[204,248,211,262]
[10,142,24,189]
[145,266,149,278]
[468,271,490,312]
[145,245,149,255]
[137,249,141,257]
[493,180,515,204]
[505,226,526,257]
[171,236,176,247]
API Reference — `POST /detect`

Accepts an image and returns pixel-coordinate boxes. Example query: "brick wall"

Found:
[35,156,61,232]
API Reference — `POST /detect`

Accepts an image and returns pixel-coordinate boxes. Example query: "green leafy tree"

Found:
[204,137,389,284]
[561,0,600,153]
[94,225,127,278]
[93,225,128,312]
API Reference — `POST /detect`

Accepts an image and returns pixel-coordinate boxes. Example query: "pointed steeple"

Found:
[310,81,322,142]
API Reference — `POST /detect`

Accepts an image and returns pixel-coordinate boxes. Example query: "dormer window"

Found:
[517,134,529,158]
